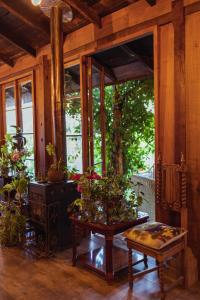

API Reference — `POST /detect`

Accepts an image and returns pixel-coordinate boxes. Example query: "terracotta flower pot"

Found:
[47,168,64,182]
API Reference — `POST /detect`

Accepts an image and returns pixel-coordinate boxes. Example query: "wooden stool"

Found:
[125,222,187,300]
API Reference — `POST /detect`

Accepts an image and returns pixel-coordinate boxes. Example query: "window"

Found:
[20,81,35,177]
[5,86,16,134]
[64,65,82,173]
[2,76,35,177]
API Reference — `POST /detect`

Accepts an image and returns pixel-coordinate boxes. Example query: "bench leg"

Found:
[128,247,133,289]
[158,261,165,300]
[144,254,148,268]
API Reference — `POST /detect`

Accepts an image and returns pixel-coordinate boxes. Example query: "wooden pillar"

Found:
[50,5,66,163]
[172,0,186,162]
[88,57,94,168]
[0,85,4,144]
[80,56,89,172]
[37,55,52,176]
[100,67,106,175]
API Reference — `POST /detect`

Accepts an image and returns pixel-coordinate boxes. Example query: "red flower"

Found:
[70,173,82,180]
[87,172,102,180]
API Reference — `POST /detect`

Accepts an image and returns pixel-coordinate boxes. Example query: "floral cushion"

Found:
[123,222,186,250]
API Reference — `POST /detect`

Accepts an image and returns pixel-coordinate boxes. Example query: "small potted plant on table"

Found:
[46,143,65,183]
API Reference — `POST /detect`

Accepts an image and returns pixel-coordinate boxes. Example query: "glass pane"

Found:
[23,134,34,159]
[65,96,81,135]
[66,136,82,173]
[5,87,15,109]
[22,107,33,133]
[21,82,32,107]
[24,159,35,177]
[64,65,82,171]
[6,110,16,133]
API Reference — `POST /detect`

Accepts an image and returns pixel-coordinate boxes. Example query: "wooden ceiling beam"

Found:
[145,0,156,6]
[0,25,36,57]
[92,57,117,83]
[0,0,50,36]
[120,45,153,72]
[0,53,14,67]
[63,0,101,27]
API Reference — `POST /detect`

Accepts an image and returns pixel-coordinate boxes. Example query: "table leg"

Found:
[72,223,77,266]
[105,235,114,284]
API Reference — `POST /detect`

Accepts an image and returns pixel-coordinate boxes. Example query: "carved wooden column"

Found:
[50,5,66,162]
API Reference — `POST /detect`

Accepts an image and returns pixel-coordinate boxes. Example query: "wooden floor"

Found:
[0,236,199,300]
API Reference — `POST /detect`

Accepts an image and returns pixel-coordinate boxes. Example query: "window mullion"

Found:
[15,80,22,129]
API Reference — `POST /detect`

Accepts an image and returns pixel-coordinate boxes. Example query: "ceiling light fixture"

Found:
[31,0,73,23]
[31,0,42,6]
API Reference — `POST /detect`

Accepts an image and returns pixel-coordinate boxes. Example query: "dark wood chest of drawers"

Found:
[29,181,79,254]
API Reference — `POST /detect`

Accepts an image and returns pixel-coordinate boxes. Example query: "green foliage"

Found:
[71,170,144,224]
[2,177,29,198]
[64,79,154,176]
[90,79,155,176]
[0,176,28,246]
[46,143,55,157]
[46,143,64,172]
[0,129,31,178]
[0,201,26,246]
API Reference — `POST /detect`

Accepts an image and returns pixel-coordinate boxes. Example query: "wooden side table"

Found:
[71,212,149,284]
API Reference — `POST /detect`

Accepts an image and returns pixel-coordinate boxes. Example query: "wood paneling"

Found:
[185,11,200,276]
[173,0,186,162]
[158,23,174,164]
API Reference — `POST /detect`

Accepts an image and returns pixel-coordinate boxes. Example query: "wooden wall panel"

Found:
[184,0,200,5]
[185,11,200,275]
[158,23,174,164]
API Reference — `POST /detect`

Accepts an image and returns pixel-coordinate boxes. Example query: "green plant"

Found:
[0,129,31,178]
[0,176,28,246]
[103,80,155,176]
[46,143,64,171]
[70,170,143,224]
[0,201,26,246]
[65,79,155,176]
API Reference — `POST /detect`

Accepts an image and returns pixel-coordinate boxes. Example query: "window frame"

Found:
[64,64,83,173]
[0,73,36,176]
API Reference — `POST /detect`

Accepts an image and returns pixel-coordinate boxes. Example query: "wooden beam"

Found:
[0,0,50,36]
[127,0,139,3]
[63,0,101,27]
[80,56,89,172]
[92,57,117,83]
[0,24,36,57]
[145,0,156,6]
[185,1,200,16]
[0,53,14,67]
[120,45,153,72]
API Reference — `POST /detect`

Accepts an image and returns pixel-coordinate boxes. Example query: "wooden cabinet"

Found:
[29,181,79,254]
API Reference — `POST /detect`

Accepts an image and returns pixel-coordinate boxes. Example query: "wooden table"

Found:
[71,212,149,283]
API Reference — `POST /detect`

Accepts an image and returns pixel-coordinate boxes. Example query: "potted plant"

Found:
[70,170,143,224]
[0,176,28,246]
[0,129,31,180]
[46,143,65,182]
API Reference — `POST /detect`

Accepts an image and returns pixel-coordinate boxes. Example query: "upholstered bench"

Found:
[124,221,187,300]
